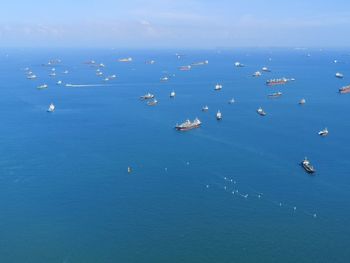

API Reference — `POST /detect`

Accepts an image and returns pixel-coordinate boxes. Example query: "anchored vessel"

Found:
[266,77,294,86]
[202,105,209,111]
[234,62,244,67]
[147,99,158,106]
[140,93,155,100]
[228,98,235,104]
[268,91,282,98]
[257,107,266,116]
[299,98,306,105]
[253,71,262,77]
[175,118,201,131]
[170,91,176,98]
[301,157,315,174]
[179,65,191,71]
[339,85,350,94]
[262,66,271,72]
[318,128,329,136]
[37,84,48,89]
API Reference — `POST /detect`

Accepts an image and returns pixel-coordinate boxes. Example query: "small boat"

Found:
[175,118,201,131]
[234,62,244,67]
[147,99,158,106]
[140,93,155,100]
[202,105,209,111]
[335,72,344,78]
[318,128,329,136]
[99,63,105,68]
[228,98,235,104]
[299,98,306,105]
[127,166,132,173]
[146,60,155,64]
[47,103,55,112]
[37,84,48,89]
[96,71,103,76]
[216,110,222,120]
[301,157,315,174]
[63,70,69,74]
[262,66,271,72]
[160,76,169,82]
[268,91,282,98]
[257,107,266,116]
[49,72,56,77]
[56,80,62,85]
[214,84,222,91]
[108,74,117,79]
[253,71,262,77]
[170,91,176,98]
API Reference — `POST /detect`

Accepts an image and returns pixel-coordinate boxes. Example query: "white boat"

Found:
[214,84,222,91]
[56,80,62,85]
[335,72,344,78]
[216,110,222,120]
[170,91,176,98]
[96,71,103,76]
[257,107,266,116]
[160,76,169,82]
[228,98,235,104]
[47,103,55,112]
[37,84,48,89]
[318,128,329,136]
[262,66,271,72]
[253,71,262,77]
[49,72,56,77]
[146,60,155,64]
[299,98,306,105]
[63,70,69,74]
[99,63,105,67]
[202,105,209,111]
[234,62,244,67]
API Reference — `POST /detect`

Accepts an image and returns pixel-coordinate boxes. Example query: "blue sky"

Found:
[1,0,350,48]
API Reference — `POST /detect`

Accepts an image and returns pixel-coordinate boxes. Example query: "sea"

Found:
[0,48,349,263]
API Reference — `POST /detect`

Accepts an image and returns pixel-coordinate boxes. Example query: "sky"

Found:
[1,0,350,48]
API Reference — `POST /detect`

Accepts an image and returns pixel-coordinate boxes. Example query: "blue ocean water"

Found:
[0,48,349,263]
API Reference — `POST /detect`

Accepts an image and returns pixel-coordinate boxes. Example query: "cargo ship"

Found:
[266,78,288,86]
[175,118,201,131]
[179,65,191,71]
[268,91,282,98]
[339,85,350,94]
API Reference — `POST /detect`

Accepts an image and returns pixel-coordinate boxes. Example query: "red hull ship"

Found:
[339,85,350,94]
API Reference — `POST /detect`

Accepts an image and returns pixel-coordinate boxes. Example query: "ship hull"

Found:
[175,125,200,131]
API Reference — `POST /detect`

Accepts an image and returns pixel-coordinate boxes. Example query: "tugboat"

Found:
[214,84,222,91]
[335,72,344,79]
[257,107,266,116]
[140,93,155,100]
[147,99,158,106]
[202,105,209,111]
[175,118,201,131]
[268,91,282,98]
[299,98,306,105]
[318,128,329,136]
[301,157,316,174]
[170,91,176,98]
[47,103,55,112]
[216,110,222,120]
